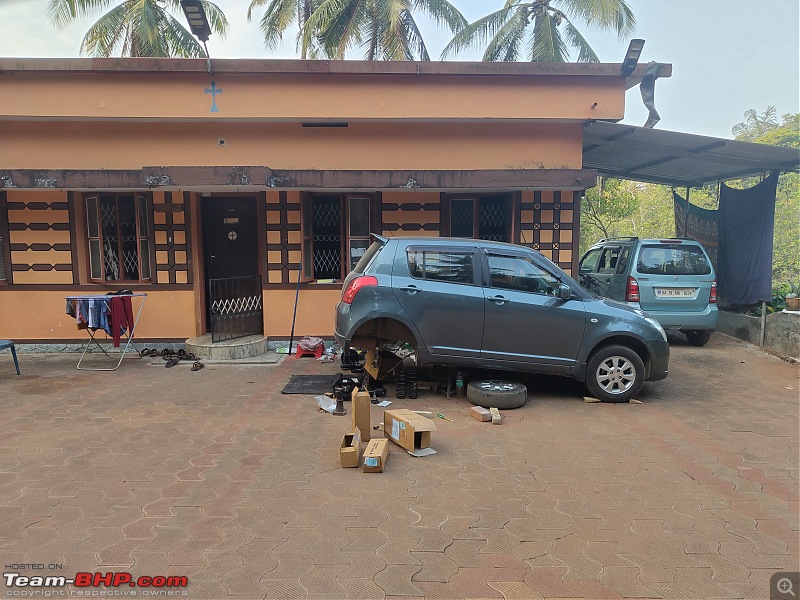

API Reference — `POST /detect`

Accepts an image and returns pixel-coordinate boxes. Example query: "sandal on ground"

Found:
[177,349,186,358]
[191,361,204,371]
[148,349,160,356]
[180,353,197,361]
[165,357,180,368]
[140,348,151,357]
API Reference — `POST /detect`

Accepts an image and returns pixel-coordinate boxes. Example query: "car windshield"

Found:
[637,244,711,275]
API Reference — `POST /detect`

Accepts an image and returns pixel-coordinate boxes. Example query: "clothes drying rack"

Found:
[65,293,147,371]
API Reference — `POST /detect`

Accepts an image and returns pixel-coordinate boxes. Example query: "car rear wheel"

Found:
[466,380,527,409]
[685,330,712,346]
[585,345,644,403]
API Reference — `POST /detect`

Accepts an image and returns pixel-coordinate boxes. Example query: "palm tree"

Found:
[299,0,467,61]
[732,106,779,141]
[47,0,228,58]
[247,0,321,59]
[441,0,635,63]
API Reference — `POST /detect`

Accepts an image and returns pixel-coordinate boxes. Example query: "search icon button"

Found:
[772,573,800,600]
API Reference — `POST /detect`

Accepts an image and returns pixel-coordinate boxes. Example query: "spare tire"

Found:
[466,380,527,409]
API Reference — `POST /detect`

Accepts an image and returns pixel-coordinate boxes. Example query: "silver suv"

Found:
[579,237,717,346]
[335,236,670,403]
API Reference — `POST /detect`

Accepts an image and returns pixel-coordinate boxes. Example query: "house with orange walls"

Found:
[0,58,668,349]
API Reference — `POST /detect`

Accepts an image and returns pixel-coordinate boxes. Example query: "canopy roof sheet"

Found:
[583,121,800,188]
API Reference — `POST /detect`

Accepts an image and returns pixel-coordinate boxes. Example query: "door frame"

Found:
[196,193,266,335]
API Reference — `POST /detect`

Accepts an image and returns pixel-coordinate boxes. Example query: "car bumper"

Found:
[633,304,718,331]
[646,339,670,381]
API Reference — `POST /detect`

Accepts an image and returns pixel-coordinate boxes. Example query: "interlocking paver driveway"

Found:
[0,333,797,599]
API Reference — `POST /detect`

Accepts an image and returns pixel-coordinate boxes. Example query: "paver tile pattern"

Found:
[0,333,797,599]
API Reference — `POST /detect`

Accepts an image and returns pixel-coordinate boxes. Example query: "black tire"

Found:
[585,345,645,403]
[685,330,712,346]
[466,380,527,409]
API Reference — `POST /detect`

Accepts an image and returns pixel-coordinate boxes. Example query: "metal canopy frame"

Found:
[583,121,800,188]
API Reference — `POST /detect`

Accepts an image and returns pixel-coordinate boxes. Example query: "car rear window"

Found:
[636,244,712,275]
[352,240,383,273]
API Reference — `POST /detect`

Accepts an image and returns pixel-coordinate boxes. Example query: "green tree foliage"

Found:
[441,0,635,62]
[299,0,467,60]
[247,0,319,59]
[47,0,228,58]
[580,178,638,246]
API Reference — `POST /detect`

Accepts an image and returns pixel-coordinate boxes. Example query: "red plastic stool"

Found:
[295,344,324,359]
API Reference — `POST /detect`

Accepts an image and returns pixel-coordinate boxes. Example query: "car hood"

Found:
[586,296,650,321]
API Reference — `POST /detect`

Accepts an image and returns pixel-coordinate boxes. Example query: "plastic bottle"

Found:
[455,371,465,397]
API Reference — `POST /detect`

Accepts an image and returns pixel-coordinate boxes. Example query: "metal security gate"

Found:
[209,275,263,342]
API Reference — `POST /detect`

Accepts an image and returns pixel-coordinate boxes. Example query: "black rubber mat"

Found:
[280,374,338,395]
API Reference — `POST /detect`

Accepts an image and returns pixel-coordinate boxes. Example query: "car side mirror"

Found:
[559,283,571,300]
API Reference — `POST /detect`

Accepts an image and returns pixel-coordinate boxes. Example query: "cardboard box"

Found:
[384,409,436,456]
[339,427,364,468]
[362,438,390,473]
[470,406,492,422]
[351,387,372,442]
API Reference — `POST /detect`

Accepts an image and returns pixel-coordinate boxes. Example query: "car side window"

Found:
[598,246,622,274]
[616,247,630,274]
[407,250,474,284]
[579,249,602,273]
[487,253,560,296]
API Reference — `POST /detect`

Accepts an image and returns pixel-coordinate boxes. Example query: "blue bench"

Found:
[0,340,20,375]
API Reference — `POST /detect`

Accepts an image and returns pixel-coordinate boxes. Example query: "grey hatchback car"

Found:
[335,235,669,403]
[579,237,718,346]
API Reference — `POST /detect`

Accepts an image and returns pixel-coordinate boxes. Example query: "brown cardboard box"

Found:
[351,387,372,442]
[362,438,390,473]
[339,427,364,468]
[470,406,492,422]
[384,409,436,456]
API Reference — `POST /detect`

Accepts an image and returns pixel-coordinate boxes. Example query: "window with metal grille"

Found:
[445,195,511,242]
[86,194,151,282]
[301,195,374,281]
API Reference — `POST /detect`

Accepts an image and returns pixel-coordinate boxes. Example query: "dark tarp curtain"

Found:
[674,193,718,270]
[717,171,779,305]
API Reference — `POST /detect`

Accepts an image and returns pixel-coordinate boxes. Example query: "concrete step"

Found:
[185,334,269,360]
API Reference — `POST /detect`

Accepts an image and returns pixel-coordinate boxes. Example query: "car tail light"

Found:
[342,276,378,304]
[710,279,717,304]
[626,276,640,302]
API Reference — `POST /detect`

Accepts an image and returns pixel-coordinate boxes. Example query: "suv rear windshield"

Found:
[636,244,711,276]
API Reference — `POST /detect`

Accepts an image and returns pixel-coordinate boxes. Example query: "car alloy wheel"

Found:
[466,379,527,409]
[585,344,645,403]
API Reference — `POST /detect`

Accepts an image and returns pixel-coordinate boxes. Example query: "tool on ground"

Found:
[437,413,454,422]
[332,373,358,416]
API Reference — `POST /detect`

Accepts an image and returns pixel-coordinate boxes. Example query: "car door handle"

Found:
[487,295,510,304]
[399,285,419,294]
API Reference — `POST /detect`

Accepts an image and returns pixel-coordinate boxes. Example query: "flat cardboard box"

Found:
[339,427,364,468]
[384,409,436,455]
[351,387,372,442]
[470,406,492,422]
[362,438,390,473]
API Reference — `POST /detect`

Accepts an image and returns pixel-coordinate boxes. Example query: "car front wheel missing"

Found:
[585,345,644,403]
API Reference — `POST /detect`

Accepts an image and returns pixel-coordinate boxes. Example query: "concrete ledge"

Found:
[186,334,269,360]
[717,310,800,358]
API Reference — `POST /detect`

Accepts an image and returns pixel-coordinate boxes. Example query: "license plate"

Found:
[655,288,695,298]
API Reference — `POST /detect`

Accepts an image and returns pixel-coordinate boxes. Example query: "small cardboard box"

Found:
[362,438,390,473]
[339,427,364,468]
[384,409,436,456]
[351,387,372,442]
[470,406,492,422]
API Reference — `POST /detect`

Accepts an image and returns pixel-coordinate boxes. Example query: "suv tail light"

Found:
[342,276,378,304]
[710,279,717,304]
[626,276,640,302]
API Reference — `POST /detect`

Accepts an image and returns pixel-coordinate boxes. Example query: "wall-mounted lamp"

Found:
[621,39,645,77]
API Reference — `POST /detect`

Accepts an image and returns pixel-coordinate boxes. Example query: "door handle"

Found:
[399,285,419,294]
[487,295,510,304]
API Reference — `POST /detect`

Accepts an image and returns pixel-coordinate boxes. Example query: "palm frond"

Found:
[160,12,207,57]
[557,0,635,37]
[440,6,513,59]
[79,3,128,56]
[47,0,113,29]
[255,0,301,50]
[398,9,429,60]
[200,1,229,37]
[561,16,600,62]
[530,12,568,62]
[411,0,466,33]
[481,8,528,62]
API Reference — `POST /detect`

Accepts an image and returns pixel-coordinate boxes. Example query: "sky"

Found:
[0,0,797,140]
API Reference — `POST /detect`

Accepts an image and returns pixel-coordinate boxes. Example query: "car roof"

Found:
[590,237,705,247]
[384,235,536,252]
